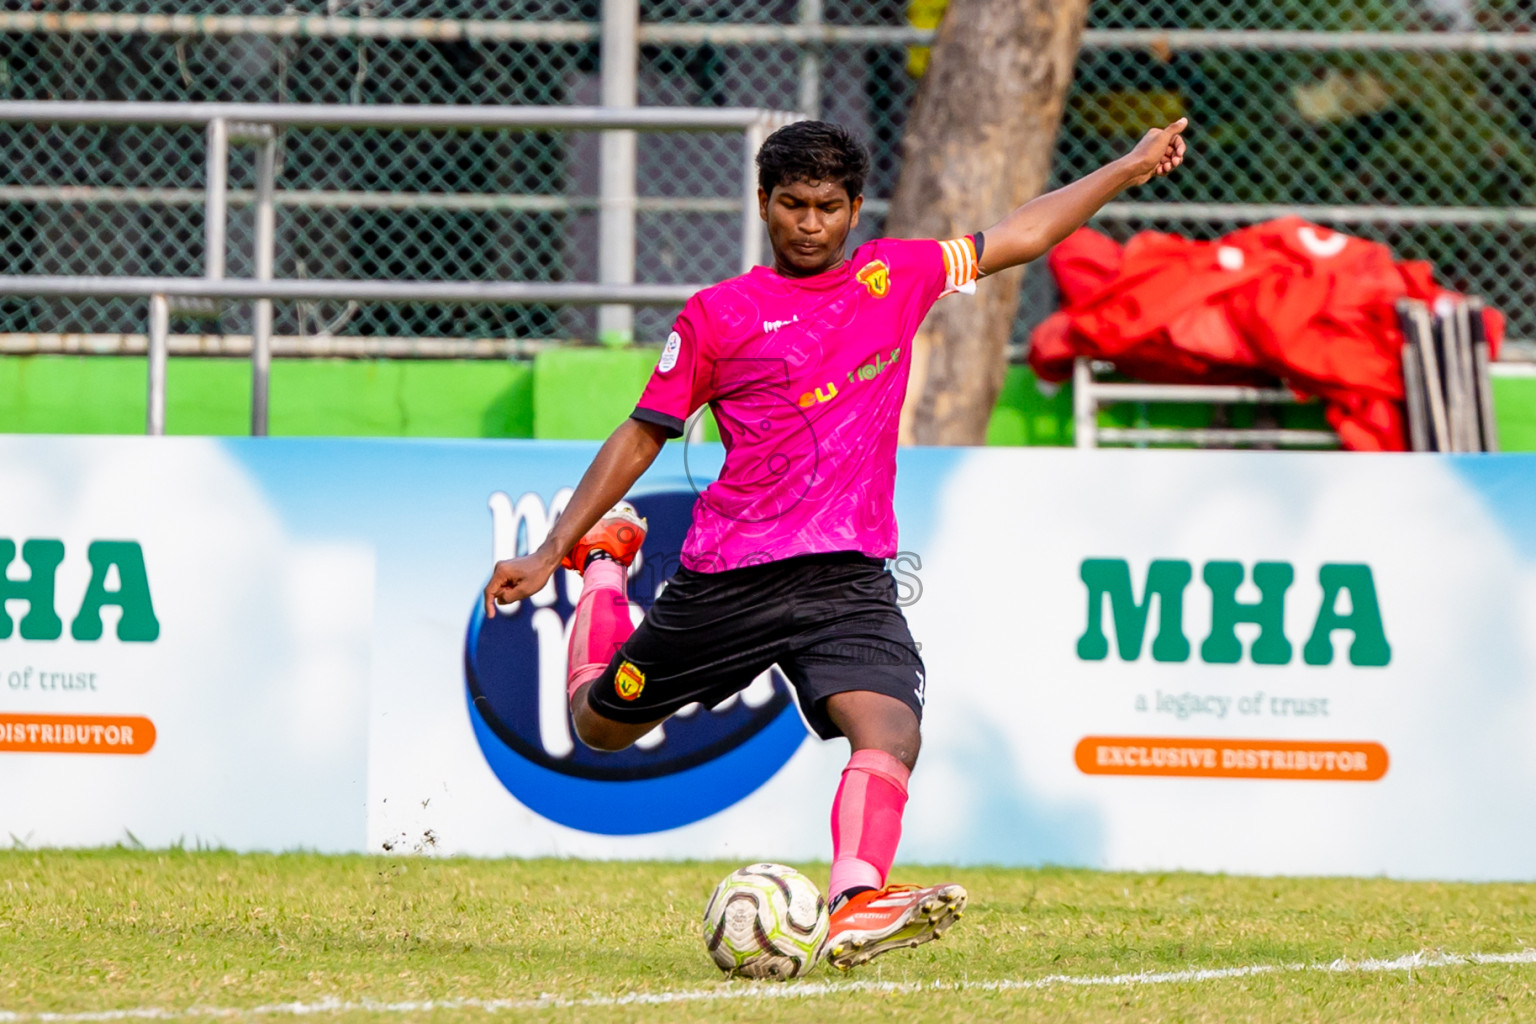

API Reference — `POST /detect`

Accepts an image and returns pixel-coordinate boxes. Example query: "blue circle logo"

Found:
[465,486,807,835]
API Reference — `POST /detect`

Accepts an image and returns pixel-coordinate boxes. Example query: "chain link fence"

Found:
[0,0,1532,348]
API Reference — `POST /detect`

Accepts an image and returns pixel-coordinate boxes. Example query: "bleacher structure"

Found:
[1071,359,1339,450]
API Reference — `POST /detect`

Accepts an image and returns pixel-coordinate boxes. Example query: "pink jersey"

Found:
[633,235,982,572]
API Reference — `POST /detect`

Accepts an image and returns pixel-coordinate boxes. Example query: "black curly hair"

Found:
[755,120,870,200]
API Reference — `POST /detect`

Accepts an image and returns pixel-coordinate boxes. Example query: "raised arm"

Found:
[482,416,669,616]
[977,118,1187,276]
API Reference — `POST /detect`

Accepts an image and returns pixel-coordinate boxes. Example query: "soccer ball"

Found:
[702,863,830,979]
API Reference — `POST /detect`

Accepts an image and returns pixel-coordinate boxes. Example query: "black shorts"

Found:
[586,552,925,740]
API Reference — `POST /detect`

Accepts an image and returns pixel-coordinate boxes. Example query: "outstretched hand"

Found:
[483,552,559,618]
[1123,117,1188,187]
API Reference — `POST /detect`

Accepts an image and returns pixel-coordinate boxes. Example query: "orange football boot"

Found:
[824,882,968,970]
[561,500,648,572]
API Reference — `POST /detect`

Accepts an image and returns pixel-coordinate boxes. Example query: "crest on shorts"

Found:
[856,260,890,298]
[615,661,646,701]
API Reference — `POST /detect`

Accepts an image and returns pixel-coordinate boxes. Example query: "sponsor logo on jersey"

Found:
[763,315,800,333]
[797,381,839,408]
[793,344,904,410]
[658,331,683,373]
[856,260,890,298]
[846,346,902,385]
[615,661,646,700]
[465,486,807,835]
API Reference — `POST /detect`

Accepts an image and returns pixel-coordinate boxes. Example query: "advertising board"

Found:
[3,437,1534,879]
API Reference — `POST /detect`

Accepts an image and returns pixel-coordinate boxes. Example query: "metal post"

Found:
[0,276,705,304]
[147,293,169,436]
[251,133,276,436]
[741,118,770,274]
[597,0,637,347]
[797,0,823,118]
[1073,357,1095,449]
[205,118,228,281]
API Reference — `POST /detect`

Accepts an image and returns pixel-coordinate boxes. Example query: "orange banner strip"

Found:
[1075,736,1387,781]
[0,713,156,755]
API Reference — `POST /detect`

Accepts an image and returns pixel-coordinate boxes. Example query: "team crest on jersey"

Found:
[615,661,646,701]
[856,260,890,298]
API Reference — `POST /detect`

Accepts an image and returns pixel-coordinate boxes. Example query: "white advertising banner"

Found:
[2,437,1534,879]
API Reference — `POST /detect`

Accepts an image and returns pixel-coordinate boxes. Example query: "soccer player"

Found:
[484,117,1186,968]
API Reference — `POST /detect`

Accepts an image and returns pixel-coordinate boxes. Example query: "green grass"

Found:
[3,850,1536,1022]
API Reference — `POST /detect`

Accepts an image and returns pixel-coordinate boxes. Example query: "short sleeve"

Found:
[631,298,711,438]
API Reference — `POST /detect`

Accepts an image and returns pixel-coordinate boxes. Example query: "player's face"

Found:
[760,179,863,277]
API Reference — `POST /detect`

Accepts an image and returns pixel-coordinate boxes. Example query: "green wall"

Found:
[0,351,1532,451]
[1491,374,1536,452]
[530,348,656,440]
[0,356,532,438]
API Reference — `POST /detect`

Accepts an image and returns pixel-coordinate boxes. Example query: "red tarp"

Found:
[1028,217,1506,451]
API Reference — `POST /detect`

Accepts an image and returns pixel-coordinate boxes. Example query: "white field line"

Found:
[2,949,1534,1020]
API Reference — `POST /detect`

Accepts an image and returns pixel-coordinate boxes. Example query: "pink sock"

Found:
[565,558,635,699]
[828,749,910,900]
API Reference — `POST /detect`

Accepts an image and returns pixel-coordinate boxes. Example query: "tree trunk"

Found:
[890,0,1090,445]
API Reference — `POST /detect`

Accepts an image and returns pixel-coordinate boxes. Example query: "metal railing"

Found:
[7,20,1526,235]
[0,276,698,436]
[1071,358,1341,450]
[5,4,1534,347]
[6,11,1533,341]
[5,14,1536,52]
[0,101,798,435]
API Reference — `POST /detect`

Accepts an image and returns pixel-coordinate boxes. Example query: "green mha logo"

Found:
[1076,559,1388,667]
[0,540,159,642]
